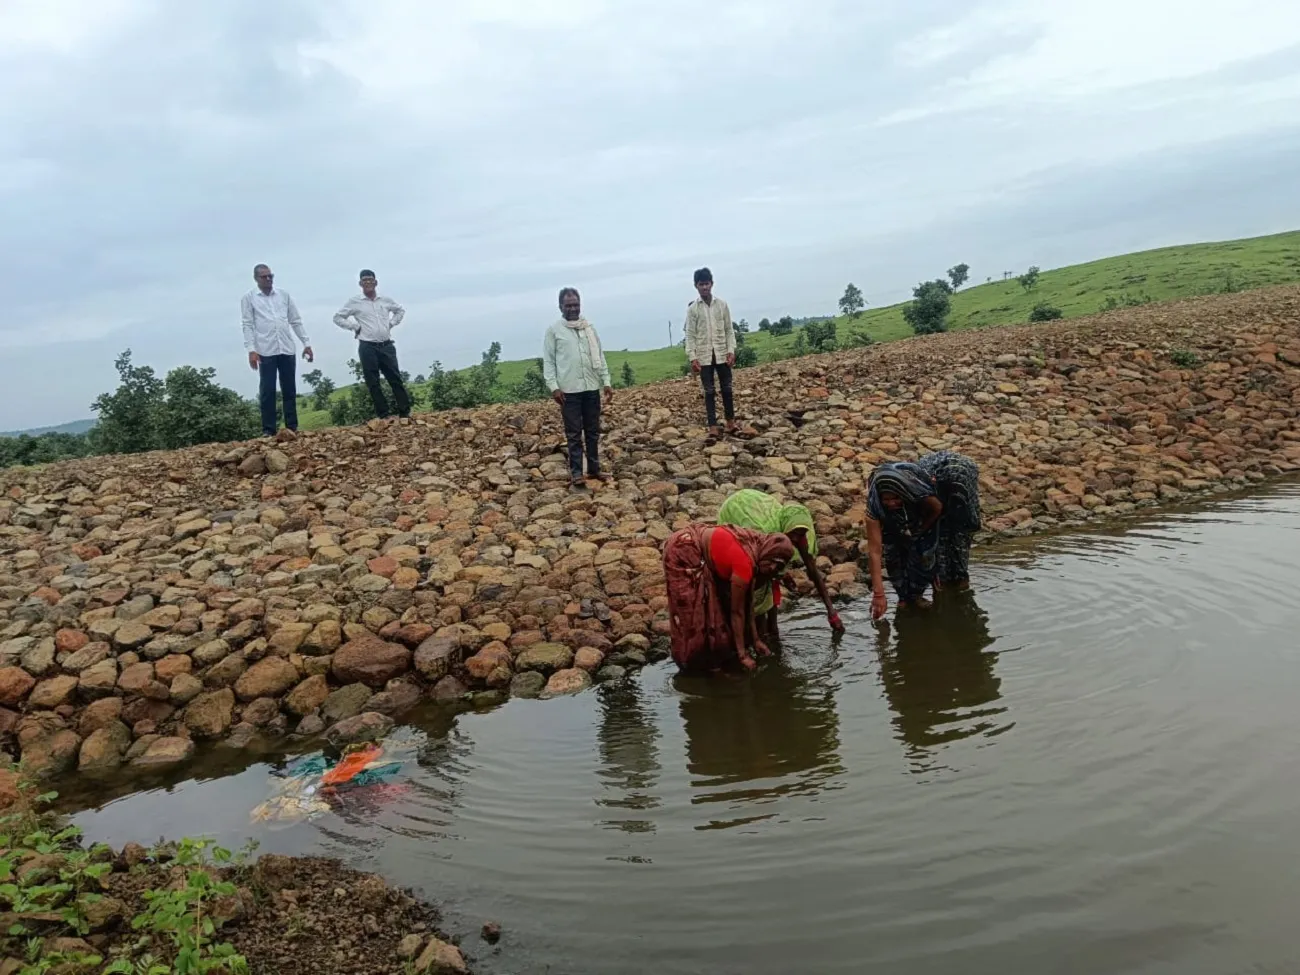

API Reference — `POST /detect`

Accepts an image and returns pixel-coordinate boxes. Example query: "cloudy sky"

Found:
[3,0,1300,430]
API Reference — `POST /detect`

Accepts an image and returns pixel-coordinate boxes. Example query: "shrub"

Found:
[1170,349,1202,369]
[902,280,952,335]
[1028,302,1063,322]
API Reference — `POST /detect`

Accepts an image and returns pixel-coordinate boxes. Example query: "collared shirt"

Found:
[333,293,406,343]
[241,288,310,355]
[684,295,735,364]
[543,319,612,394]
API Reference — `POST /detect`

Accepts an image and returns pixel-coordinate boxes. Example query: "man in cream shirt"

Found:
[684,266,738,439]
[333,268,411,419]
[241,263,314,437]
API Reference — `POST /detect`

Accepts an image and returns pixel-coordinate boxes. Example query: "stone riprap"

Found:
[2,288,1299,777]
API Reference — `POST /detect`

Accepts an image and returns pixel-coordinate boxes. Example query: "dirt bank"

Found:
[1,288,1298,776]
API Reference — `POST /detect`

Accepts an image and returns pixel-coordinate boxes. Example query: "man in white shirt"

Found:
[333,269,411,419]
[240,263,314,437]
[684,266,737,438]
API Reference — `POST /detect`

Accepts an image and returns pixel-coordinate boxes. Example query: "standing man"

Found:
[543,287,614,490]
[333,269,411,419]
[241,264,313,437]
[685,267,737,439]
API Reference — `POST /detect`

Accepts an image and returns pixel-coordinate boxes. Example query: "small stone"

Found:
[481,920,502,944]
[514,643,574,674]
[332,633,410,687]
[322,683,373,724]
[170,673,204,705]
[234,657,299,702]
[284,674,329,717]
[0,666,35,707]
[431,676,469,703]
[78,721,131,772]
[397,933,425,959]
[414,938,468,975]
[184,688,236,739]
[541,668,592,698]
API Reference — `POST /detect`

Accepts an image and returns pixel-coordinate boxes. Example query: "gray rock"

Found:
[595,664,628,683]
[430,676,469,703]
[325,712,394,748]
[321,683,373,724]
[62,643,110,674]
[509,671,546,699]
[20,638,56,678]
[514,643,574,674]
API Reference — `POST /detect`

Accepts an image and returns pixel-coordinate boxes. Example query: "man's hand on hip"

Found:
[247,352,260,370]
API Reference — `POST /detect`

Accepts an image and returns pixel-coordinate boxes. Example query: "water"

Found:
[73,484,1300,974]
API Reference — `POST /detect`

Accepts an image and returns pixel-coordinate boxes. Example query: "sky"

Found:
[3,0,1300,430]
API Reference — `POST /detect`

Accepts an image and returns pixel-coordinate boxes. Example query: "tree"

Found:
[1018,266,1041,292]
[155,365,260,449]
[301,369,336,411]
[902,280,952,335]
[735,318,749,335]
[805,320,838,352]
[1028,302,1063,322]
[947,263,970,291]
[90,350,165,454]
[769,316,795,337]
[620,361,636,388]
[838,283,865,319]
[791,331,809,356]
[475,341,502,398]
[757,317,772,333]
[511,358,550,401]
[413,373,427,385]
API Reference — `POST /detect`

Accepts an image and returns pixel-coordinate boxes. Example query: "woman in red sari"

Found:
[663,524,795,672]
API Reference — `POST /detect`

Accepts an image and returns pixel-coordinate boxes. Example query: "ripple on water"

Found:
[70,481,1300,975]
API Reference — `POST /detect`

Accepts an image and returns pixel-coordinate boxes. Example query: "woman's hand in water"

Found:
[753,640,773,658]
[738,651,758,671]
[827,611,844,632]
[871,591,888,620]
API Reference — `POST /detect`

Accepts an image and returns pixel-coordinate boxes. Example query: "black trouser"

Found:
[358,340,411,418]
[258,353,298,436]
[561,390,602,478]
[700,356,734,427]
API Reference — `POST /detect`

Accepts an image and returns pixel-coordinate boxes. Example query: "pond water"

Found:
[72,484,1300,975]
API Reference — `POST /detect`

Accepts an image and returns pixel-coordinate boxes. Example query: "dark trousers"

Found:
[358,340,411,418]
[258,354,298,436]
[700,357,734,427]
[561,390,602,477]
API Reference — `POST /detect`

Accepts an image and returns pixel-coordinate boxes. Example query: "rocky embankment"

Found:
[1,288,1298,776]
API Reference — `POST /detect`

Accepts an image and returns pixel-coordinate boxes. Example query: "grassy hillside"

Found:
[0,418,97,438]
[295,229,1300,430]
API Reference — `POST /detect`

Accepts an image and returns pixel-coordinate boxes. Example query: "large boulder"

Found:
[131,737,196,769]
[283,675,329,717]
[184,688,235,739]
[514,643,574,674]
[234,658,299,702]
[331,634,410,687]
[78,722,132,773]
[413,635,461,681]
[325,712,394,748]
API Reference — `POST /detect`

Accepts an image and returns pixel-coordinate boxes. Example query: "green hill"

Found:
[289,229,1300,429]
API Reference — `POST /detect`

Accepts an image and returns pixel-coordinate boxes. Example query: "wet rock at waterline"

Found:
[2,287,1300,776]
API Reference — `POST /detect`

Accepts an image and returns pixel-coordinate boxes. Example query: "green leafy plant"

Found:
[1169,349,1202,369]
[1028,302,1063,322]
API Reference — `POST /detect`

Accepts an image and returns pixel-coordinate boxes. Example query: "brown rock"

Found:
[155,654,193,681]
[414,937,468,975]
[414,635,462,681]
[234,657,299,702]
[54,629,89,653]
[21,729,81,780]
[515,643,574,674]
[77,697,124,737]
[170,673,204,705]
[117,661,157,695]
[29,675,79,709]
[284,675,329,717]
[332,633,411,687]
[573,647,604,672]
[541,668,592,698]
[0,666,35,707]
[325,711,394,747]
[131,736,196,769]
[78,721,132,772]
[184,688,235,739]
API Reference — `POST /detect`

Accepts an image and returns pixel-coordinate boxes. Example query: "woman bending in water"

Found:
[717,489,844,638]
[865,450,982,619]
[663,523,794,672]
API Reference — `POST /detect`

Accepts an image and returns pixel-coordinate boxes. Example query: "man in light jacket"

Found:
[685,266,737,438]
[333,269,411,419]
[543,287,614,490]
[241,263,314,437]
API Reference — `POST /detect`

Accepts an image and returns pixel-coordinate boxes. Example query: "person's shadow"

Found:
[594,677,663,834]
[874,592,1013,774]
[673,648,845,830]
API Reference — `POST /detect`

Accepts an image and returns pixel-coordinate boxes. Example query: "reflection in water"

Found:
[675,647,844,829]
[875,592,1012,774]
[595,679,663,833]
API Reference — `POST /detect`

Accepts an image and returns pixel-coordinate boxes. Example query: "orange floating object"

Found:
[321,744,383,786]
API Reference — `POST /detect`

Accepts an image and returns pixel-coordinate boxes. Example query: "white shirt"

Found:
[241,288,310,355]
[684,295,736,364]
[333,294,406,343]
